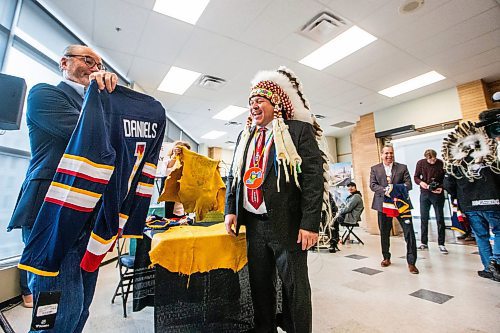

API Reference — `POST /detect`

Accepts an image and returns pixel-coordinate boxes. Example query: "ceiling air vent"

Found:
[314,114,326,119]
[224,121,241,126]
[225,140,236,144]
[299,11,348,43]
[197,75,226,90]
[330,121,354,128]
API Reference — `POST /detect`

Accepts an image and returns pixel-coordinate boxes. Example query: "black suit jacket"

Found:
[369,162,412,212]
[8,81,83,230]
[224,120,324,249]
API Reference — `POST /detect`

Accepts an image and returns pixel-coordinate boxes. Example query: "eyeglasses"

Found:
[64,54,106,71]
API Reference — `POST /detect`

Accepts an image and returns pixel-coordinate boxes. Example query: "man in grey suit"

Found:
[225,67,327,333]
[370,145,419,274]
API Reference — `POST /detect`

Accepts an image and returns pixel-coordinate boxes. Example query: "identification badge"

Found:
[31,291,61,331]
[243,167,264,189]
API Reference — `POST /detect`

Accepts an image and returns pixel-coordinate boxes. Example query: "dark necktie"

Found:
[248,127,266,209]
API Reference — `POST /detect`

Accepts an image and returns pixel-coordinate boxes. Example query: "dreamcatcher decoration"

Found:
[442,121,500,181]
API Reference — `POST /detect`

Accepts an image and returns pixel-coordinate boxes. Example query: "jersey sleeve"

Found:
[19,81,116,276]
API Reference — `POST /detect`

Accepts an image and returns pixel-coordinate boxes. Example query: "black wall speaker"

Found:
[0,73,27,130]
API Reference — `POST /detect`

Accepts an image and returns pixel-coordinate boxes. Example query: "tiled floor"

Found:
[4,227,499,333]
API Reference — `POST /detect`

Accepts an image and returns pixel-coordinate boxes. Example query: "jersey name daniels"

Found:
[123,119,158,138]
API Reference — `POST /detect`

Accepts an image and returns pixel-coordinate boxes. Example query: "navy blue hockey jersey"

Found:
[19,81,166,275]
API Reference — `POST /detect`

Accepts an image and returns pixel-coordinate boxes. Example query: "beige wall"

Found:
[350,114,380,234]
[325,136,337,163]
[0,267,21,303]
[208,146,234,179]
[336,135,352,163]
[373,88,462,132]
[457,80,489,122]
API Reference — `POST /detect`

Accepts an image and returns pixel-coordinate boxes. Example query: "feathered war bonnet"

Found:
[442,121,500,181]
[231,66,332,221]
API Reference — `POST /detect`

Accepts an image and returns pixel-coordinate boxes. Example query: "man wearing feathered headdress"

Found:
[224,66,330,332]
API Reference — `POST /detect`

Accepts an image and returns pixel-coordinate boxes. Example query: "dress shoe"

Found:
[408,264,419,274]
[477,270,493,280]
[380,259,391,267]
[439,245,449,254]
[328,244,339,253]
[22,294,33,308]
[456,232,469,240]
[487,261,500,282]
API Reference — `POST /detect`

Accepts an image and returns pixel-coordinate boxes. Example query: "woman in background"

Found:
[164,140,191,218]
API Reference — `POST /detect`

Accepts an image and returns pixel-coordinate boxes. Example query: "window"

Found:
[1,47,60,151]
[182,132,199,152]
[0,47,61,260]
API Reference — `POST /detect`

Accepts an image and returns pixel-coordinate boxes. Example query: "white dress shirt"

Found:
[63,79,86,99]
[243,123,273,214]
[384,163,393,178]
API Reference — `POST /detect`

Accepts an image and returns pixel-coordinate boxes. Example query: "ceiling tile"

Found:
[93,0,150,53]
[134,11,194,63]
[97,47,135,75]
[127,57,171,91]
[426,29,500,71]
[359,0,449,38]
[438,47,500,80]
[239,0,326,51]
[453,61,500,84]
[324,0,393,23]
[383,0,496,51]
[406,8,500,59]
[121,0,155,9]
[197,0,272,39]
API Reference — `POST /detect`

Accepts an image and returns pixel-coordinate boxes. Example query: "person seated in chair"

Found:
[337,182,364,226]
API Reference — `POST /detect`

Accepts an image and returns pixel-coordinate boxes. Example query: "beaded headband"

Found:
[249,80,294,119]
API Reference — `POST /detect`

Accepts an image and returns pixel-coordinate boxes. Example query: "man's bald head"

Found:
[59,44,103,87]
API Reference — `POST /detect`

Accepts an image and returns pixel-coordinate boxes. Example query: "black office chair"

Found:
[340,208,364,245]
[111,237,136,318]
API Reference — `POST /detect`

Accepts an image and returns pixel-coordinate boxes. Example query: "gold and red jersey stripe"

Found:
[141,162,157,179]
[44,182,101,212]
[86,231,117,256]
[136,182,154,198]
[56,154,114,184]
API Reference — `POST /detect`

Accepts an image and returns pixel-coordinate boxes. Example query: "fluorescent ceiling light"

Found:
[157,66,201,95]
[378,71,446,98]
[201,130,226,139]
[153,0,210,25]
[299,26,377,70]
[212,105,248,121]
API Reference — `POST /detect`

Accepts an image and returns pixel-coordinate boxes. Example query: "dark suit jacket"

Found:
[369,162,412,212]
[8,82,83,230]
[224,120,324,249]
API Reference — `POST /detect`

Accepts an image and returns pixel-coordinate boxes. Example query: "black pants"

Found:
[245,212,312,333]
[377,212,417,265]
[420,192,446,246]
